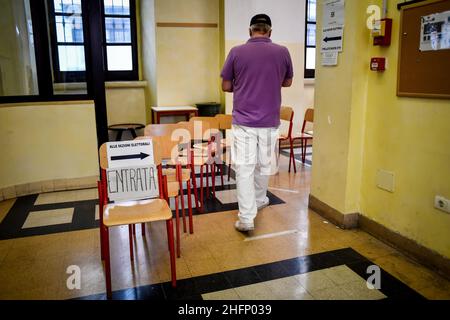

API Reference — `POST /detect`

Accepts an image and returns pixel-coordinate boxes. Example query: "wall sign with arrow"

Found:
[321,0,345,65]
[321,25,344,53]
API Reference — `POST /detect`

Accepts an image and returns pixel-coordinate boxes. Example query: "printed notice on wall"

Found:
[420,10,450,51]
[323,0,345,28]
[322,52,338,66]
[322,0,345,53]
[107,165,160,202]
[321,25,344,52]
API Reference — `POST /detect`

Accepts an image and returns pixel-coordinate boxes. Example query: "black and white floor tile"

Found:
[76,248,425,300]
[281,146,313,167]
[0,169,284,240]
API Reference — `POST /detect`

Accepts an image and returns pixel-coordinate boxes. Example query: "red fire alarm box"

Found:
[370,57,386,71]
[372,18,392,46]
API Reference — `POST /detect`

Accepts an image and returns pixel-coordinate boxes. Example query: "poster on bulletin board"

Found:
[420,10,450,51]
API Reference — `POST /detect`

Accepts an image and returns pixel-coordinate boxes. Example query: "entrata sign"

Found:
[106,139,159,201]
[107,165,159,202]
[106,139,154,169]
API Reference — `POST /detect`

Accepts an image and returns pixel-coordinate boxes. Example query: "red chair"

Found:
[292,108,314,171]
[278,106,296,173]
[144,123,197,232]
[97,137,176,299]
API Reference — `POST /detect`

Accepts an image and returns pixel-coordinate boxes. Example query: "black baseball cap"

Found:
[250,14,272,27]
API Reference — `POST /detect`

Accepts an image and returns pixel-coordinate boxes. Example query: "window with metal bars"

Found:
[47,0,138,83]
[102,0,138,81]
[48,0,87,83]
[304,0,316,79]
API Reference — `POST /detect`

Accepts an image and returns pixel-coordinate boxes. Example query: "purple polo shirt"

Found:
[221,37,293,128]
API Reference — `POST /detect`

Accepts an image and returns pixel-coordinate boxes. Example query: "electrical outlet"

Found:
[435,196,450,214]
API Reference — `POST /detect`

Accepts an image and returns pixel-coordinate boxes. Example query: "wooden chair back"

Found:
[280,106,294,122]
[100,137,165,170]
[280,106,294,138]
[302,108,314,134]
[188,117,221,141]
[215,114,232,130]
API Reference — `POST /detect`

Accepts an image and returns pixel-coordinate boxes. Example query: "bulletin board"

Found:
[397,0,450,99]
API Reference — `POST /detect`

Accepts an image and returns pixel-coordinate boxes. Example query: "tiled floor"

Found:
[0,155,449,300]
[22,208,74,229]
[202,266,386,300]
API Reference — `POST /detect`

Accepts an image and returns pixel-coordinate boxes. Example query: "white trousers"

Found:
[231,125,279,224]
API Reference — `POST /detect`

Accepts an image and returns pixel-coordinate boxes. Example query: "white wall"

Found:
[225,0,303,43]
[224,0,315,133]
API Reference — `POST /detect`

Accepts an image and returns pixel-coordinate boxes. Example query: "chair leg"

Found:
[301,139,306,164]
[205,164,210,199]
[175,196,181,258]
[190,165,201,213]
[101,225,107,261]
[289,141,293,173]
[97,182,104,261]
[290,139,297,173]
[228,163,232,182]
[116,130,123,142]
[200,165,204,212]
[211,164,216,199]
[220,163,225,187]
[166,219,177,288]
[187,180,194,234]
[303,139,309,163]
[104,227,112,299]
[141,223,146,237]
[179,180,187,233]
[128,225,134,261]
[132,224,136,236]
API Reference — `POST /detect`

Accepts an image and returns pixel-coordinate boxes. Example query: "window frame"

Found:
[47,0,88,83]
[0,0,91,103]
[304,0,316,79]
[101,0,139,81]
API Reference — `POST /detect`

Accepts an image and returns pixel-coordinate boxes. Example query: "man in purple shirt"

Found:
[221,14,293,232]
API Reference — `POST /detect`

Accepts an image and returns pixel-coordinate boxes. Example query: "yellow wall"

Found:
[140,0,158,123]
[139,0,221,122]
[0,103,99,189]
[105,82,148,125]
[311,0,450,258]
[154,0,221,107]
[361,0,450,258]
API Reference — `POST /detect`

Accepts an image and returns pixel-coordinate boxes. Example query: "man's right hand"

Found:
[282,78,293,88]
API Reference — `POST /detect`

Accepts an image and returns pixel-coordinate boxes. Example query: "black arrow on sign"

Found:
[111,153,150,161]
[324,36,342,42]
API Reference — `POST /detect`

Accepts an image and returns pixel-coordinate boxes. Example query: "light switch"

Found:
[376,169,395,193]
